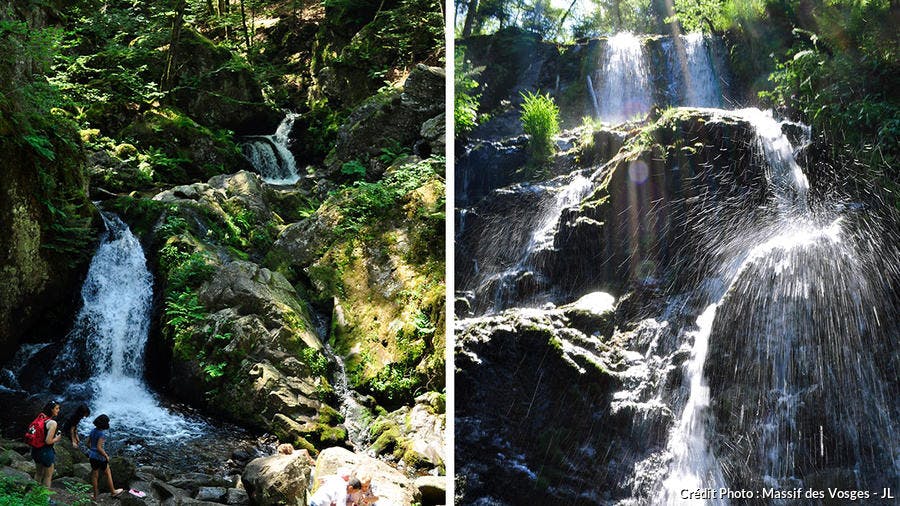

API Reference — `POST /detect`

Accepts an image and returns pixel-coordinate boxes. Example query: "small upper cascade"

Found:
[595,33,653,123]
[241,113,301,185]
[736,108,810,210]
[66,213,202,442]
[679,33,722,107]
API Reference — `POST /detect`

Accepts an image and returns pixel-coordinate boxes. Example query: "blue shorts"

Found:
[31,446,55,467]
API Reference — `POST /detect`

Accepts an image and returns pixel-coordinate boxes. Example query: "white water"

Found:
[680,34,721,108]
[595,33,652,123]
[656,108,821,502]
[736,108,810,210]
[488,173,594,312]
[658,219,844,503]
[241,113,301,184]
[71,214,202,441]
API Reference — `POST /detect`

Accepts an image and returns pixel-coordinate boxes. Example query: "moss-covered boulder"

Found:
[166,29,281,135]
[119,108,247,186]
[0,112,99,363]
[323,64,445,181]
[368,392,445,472]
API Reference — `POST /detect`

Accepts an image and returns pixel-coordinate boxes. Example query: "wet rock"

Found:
[324,64,444,181]
[151,479,187,501]
[225,487,249,505]
[414,475,446,505]
[455,136,528,206]
[242,452,312,506]
[314,447,421,506]
[560,291,616,335]
[456,307,632,504]
[196,486,228,502]
[110,456,137,487]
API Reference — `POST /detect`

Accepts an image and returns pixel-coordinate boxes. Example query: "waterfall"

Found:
[653,108,898,500]
[594,33,652,123]
[66,213,202,442]
[486,173,594,313]
[241,113,301,184]
[737,108,810,210]
[679,34,722,108]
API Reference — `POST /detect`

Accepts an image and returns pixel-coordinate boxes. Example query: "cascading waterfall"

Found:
[485,172,594,313]
[677,33,722,108]
[241,113,301,184]
[595,33,652,123]
[64,213,201,442]
[652,108,898,501]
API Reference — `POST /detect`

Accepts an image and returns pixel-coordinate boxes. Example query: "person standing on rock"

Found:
[87,414,124,500]
[25,400,63,487]
[61,403,91,449]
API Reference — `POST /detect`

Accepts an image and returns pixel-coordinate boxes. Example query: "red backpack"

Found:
[24,413,49,448]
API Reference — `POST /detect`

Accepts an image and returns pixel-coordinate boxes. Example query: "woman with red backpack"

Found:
[25,400,63,486]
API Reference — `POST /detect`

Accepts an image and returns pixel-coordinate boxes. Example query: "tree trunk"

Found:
[239,0,251,52]
[462,0,478,38]
[554,0,578,38]
[161,0,187,93]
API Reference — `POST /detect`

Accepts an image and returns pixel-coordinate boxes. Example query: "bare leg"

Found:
[91,469,99,499]
[105,468,123,496]
[42,464,54,487]
[34,464,45,484]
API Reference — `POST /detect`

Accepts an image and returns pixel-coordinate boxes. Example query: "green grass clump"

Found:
[520,90,560,174]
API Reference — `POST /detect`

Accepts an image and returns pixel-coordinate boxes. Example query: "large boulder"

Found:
[313,447,421,506]
[197,261,319,350]
[323,64,445,181]
[368,392,445,472]
[242,453,312,506]
[0,73,98,361]
[456,303,654,505]
[166,29,281,134]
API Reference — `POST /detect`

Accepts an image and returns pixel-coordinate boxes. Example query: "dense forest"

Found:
[455,0,898,504]
[1,0,445,504]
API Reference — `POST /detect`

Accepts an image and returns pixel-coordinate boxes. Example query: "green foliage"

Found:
[367,363,423,406]
[455,48,483,135]
[203,361,227,378]
[341,160,367,179]
[520,90,560,173]
[329,0,444,75]
[63,480,93,506]
[301,347,331,376]
[378,141,412,165]
[335,156,444,234]
[0,476,51,506]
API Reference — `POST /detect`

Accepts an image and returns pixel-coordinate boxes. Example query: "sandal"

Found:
[112,488,124,497]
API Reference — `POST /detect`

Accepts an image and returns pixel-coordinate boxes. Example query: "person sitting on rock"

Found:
[344,477,364,506]
[87,414,124,500]
[350,470,378,505]
[309,472,348,506]
[61,403,90,449]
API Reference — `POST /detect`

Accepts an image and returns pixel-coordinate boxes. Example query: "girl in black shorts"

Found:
[87,415,124,500]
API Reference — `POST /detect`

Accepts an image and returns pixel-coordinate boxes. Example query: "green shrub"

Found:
[520,90,560,173]
[0,475,51,505]
[455,49,483,135]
